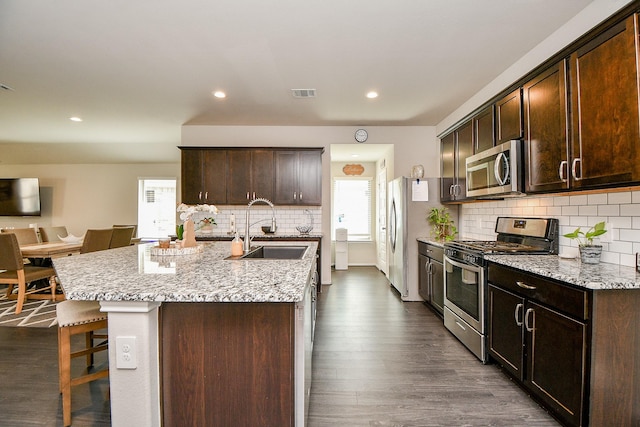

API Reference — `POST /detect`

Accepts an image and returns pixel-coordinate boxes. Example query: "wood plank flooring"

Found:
[307,267,560,427]
[0,267,560,426]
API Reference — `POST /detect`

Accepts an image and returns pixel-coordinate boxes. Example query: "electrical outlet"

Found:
[116,336,137,369]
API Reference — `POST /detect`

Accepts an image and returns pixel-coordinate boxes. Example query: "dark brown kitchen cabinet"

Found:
[488,281,586,427]
[418,242,444,317]
[180,148,227,204]
[440,120,472,202]
[226,149,274,204]
[569,14,640,190]
[495,88,523,143]
[274,149,322,205]
[473,105,495,153]
[523,60,570,193]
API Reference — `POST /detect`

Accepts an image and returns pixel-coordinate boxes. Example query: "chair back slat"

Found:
[110,226,135,248]
[39,226,69,242]
[80,229,113,254]
[113,224,137,238]
[0,233,25,271]
[1,227,39,245]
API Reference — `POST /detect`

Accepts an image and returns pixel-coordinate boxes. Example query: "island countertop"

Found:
[53,241,318,303]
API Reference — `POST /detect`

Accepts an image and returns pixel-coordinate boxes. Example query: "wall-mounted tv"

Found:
[0,178,42,216]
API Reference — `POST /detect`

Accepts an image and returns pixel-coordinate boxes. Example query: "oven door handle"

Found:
[444,256,483,274]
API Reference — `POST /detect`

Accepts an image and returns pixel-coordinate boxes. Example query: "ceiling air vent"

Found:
[291,89,316,98]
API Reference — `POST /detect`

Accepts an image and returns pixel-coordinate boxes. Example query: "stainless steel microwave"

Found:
[465,140,524,198]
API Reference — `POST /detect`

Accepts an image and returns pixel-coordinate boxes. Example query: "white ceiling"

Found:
[0,0,595,164]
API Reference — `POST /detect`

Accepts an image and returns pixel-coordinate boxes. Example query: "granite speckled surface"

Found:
[193,232,323,241]
[485,254,640,290]
[416,238,444,248]
[53,241,317,303]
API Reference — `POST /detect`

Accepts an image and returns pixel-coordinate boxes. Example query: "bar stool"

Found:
[56,300,109,426]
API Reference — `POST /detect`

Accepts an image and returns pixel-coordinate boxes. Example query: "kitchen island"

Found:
[53,240,318,427]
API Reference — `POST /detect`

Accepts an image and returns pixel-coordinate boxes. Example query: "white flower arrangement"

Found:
[177,203,220,222]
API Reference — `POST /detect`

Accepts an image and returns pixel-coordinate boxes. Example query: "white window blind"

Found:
[333,178,372,241]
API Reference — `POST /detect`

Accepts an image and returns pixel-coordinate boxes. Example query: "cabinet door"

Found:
[496,88,523,143]
[473,105,495,153]
[488,285,525,380]
[418,254,430,302]
[525,301,587,427]
[570,15,640,189]
[227,150,252,204]
[297,150,322,205]
[202,150,227,204]
[181,149,204,204]
[430,260,444,316]
[440,132,455,202]
[274,151,298,204]
[523,61,570,193]
[251,150,275,201]
[455,120,473,201]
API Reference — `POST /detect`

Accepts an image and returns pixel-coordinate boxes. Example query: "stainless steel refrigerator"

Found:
[387,177,457,301]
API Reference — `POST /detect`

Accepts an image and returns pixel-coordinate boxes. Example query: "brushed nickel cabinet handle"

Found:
[516,281,536,290]
[514,303,524,326]
[300,192,303,200]
[558,160,568,182]
[571,158,582,180]
[198,191,202,201]
[524,308,535,332]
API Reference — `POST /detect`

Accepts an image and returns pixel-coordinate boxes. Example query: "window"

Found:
[137,179,176,239]
[332,178,372,241]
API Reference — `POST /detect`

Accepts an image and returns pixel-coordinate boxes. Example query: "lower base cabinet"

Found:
[488,263,640,427]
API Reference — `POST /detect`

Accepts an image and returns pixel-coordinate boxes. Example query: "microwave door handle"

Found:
[494,152,509,186]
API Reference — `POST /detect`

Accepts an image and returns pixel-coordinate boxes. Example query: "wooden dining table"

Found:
[20,241,83,258]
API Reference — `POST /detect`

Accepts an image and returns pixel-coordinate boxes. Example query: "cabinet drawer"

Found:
[418,241,444,261]
[488,263,588,320]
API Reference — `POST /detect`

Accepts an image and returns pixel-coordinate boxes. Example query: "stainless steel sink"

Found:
[229,245,308,260]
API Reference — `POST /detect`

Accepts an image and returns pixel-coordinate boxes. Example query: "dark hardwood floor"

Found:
[0,267,559,426]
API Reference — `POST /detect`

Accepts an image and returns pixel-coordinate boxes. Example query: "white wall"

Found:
[181,125,439,282]
[0,163,180,236]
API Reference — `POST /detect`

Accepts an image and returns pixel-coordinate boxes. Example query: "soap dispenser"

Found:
[231,231,243,256]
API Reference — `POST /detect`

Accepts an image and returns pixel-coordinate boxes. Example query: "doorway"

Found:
[137,178,176,239]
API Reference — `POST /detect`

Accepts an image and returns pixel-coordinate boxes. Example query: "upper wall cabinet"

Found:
[569,14,640,190]
[440,120,473,202]
[496,88,523,143]
[523,60,570,193]
[473,105,495,153]
[226,149,274,204]
[274,149,323,205]
[180,149,227,205]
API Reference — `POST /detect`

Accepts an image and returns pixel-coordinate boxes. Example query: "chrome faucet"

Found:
[244,198,277,253]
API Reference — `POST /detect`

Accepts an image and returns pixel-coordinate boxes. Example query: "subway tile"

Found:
[620,204,638,216]
[569,194,588,205]
[610,217,632,228]
[608,192,631,204]
[619,253,636,268]
[597,204,620,216]
[579,205,598,216]
[562,205,580,216]
[587,193,608,205]
[553,196,571,206]
[608,241,633,254]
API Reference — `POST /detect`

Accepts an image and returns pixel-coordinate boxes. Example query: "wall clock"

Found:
[354,128,368,143]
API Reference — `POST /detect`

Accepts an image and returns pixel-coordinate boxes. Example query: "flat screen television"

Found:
[0,178,42,216]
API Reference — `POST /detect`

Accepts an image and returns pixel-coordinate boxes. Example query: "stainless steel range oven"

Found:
[443,217,558,363]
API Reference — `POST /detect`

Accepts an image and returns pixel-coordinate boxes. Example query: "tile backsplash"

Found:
[190,206,321,235]
[459,190,640,268]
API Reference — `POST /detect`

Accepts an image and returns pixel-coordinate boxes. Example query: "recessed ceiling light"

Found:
[69,116,83,122]
[366,91,378,99]
[213,91,226,99]
[351,154,359,158]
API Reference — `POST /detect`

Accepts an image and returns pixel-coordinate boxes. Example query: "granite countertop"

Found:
[416,237,445,248]
[53,241,318,303]
[194,231,323,240]
[486,254,640,290]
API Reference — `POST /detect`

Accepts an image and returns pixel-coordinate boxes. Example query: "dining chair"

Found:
[1,227,40,245]
[113,224,137,238]
[109,226,135,248]
[80,229,113,254]
[39,225,69,242]
[56,300,108,427]
[0,233,57,314]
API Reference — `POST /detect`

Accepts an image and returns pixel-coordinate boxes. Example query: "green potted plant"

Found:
[563,221,607,264]
[428,207,458,242]
[199,217,217,233]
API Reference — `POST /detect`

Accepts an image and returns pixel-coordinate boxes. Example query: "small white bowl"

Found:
[58,233,84,243]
